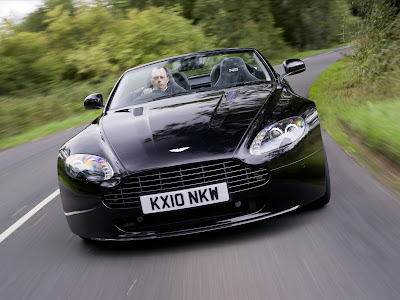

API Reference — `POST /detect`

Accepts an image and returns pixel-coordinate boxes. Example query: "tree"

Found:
[350,0,400,77]
[193,0,290,58]
[0,31,54,93]
[107,0,197,20]
[15,0,75,33]
[270,0,358,50]
[95,6,214,72]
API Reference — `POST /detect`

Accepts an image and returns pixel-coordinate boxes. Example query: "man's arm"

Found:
[143,88,152,94]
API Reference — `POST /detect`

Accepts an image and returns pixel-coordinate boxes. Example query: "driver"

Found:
[118,67,186,106]
[143,67,170,94]
[141,67,186,96]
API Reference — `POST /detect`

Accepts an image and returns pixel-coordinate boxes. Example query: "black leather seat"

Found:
[211,59,265,86]
[210,64,221,87]
[172,71,191,90]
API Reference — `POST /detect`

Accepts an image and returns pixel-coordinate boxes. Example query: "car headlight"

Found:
[65,154,114,181]
[250,117,306,155]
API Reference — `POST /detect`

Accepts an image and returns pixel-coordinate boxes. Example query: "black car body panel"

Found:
[102,85,275,172]
[57,48,329,241]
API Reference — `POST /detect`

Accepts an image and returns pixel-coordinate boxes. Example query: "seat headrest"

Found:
[214,57,259,87]
[210,64,220,86]
[172,71,190,90]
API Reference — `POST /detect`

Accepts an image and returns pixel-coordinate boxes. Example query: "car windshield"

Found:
[108,50,272,110]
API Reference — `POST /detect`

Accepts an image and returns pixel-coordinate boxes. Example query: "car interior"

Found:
[169,56,267,91]
[110,54,271,109]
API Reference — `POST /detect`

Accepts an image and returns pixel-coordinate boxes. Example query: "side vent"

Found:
[133,107,144,116]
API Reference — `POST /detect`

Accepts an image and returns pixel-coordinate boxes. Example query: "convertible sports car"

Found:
[57,48,330,241]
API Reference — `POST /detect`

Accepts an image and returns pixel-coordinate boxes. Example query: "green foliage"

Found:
[270,0,359,50]
[0,110,100,151]
[192,0,290,58]
[341,100,400,163]
[100,7,213,71]
[0,2,213,93]
[0,0,360,148]
[107,0,358,53]
[15,0,75,33]
[309,1,400,193]
[350,0,400,78]
[0,77,115,142]
[15,8,48,33]
[107,0,197,20]
[0,0,359,94]
[0,1,214,143]
[309,57,400,192]
[0,32,51,93]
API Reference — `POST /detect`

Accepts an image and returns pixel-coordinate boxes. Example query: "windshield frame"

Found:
[105,48,277,112]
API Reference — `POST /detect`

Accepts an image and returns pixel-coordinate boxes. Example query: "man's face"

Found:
[150,68,169,90]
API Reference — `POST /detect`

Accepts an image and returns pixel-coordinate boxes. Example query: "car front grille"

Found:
[103,160,269,209]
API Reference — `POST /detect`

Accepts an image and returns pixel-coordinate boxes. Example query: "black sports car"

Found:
[57,48,330,241]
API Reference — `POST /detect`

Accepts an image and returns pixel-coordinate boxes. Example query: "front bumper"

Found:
[90,205,300,241]
[59,148,326,240]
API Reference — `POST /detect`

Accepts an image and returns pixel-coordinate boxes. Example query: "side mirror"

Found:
[84,93,104,110]
[283,59,306,76]
[277,59,306,89]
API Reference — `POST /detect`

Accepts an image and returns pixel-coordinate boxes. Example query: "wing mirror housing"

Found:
[84,93,104,109]
[283,59,306,76]
[277,59,306,89]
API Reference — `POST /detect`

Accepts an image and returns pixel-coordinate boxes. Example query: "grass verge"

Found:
[309,58,400,196]
[0,77,115,151]
[0,110,100,150]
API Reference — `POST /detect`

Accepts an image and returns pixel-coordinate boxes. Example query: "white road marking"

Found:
[0,189,60,244]
[127,279,137,296]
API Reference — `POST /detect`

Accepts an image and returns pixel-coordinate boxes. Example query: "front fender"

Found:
[57,118,127,198]
[234,89,324,170]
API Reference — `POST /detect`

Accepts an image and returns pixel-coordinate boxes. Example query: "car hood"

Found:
[102,85,274,172]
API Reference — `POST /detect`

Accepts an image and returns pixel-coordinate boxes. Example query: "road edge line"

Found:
[0,189,60,244]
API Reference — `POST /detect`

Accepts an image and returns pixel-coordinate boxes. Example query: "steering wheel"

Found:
[133,90,168,104]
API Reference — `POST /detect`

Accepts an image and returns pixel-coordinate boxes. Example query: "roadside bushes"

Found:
[0,4,213,95]
[351,0,400,78]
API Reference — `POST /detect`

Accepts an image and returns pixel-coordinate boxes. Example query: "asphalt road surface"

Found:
[1,47,399,300]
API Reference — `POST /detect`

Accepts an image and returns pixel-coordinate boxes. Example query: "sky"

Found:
[0,0,44,20]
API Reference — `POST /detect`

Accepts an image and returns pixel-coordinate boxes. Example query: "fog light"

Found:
[235,201,242,208]
[137,216,144,223]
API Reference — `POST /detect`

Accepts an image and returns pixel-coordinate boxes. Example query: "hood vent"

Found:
[209,90,240,128]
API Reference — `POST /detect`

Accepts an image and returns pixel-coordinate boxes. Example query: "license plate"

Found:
[140,182,230,214]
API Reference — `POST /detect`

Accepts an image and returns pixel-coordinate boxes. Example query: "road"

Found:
[1,47,399,299]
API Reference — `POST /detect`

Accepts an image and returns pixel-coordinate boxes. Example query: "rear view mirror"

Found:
[84,93,104,109]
